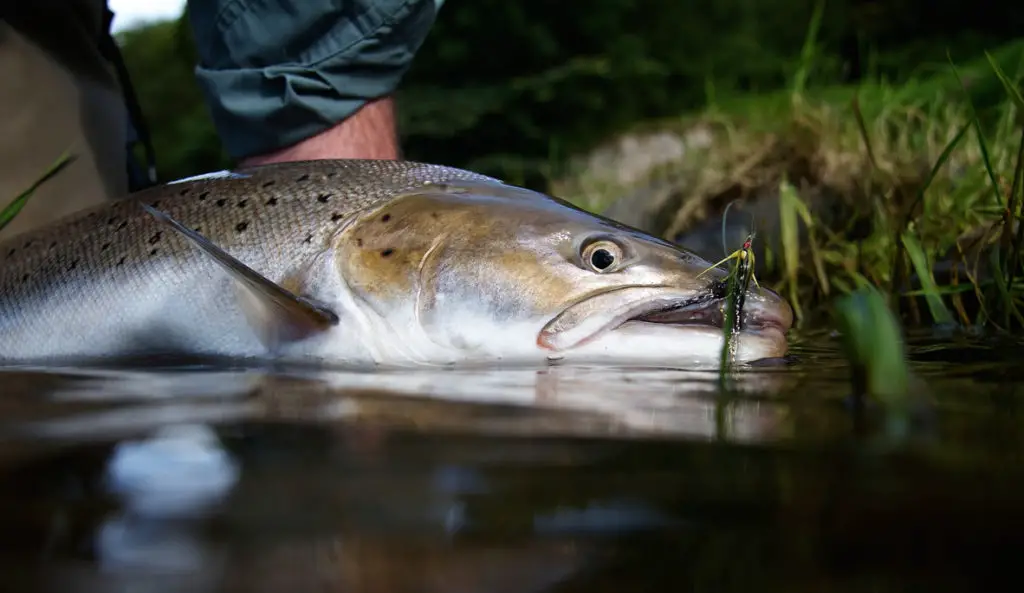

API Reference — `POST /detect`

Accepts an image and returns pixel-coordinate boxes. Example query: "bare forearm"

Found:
[240,97,401,167]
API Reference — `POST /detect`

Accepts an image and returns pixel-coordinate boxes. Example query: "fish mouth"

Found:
[538,284,793,354]
[630,294,791,335]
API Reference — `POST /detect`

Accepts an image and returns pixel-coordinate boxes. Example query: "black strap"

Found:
[98,7,159,191]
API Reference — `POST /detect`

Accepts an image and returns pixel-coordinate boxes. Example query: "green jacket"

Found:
[187,0,445,160]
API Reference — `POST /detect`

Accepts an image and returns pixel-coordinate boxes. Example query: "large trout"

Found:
[0,159,792,368]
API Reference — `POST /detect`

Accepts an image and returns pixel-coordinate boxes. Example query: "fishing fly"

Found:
[704,201,759,370]
[696,201,760,288]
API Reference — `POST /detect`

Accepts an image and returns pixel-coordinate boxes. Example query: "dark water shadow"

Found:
[0,331,1023,592]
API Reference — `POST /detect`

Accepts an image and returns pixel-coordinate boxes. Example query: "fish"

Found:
[0,159,793,368]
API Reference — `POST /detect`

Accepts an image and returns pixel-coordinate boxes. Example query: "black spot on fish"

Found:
[262,180,276,188]
[199,192,209,201]
[356,238,363,247]
[48,242,56,250]
[7,248,15,257]
[101,242,111,251]
[194,226,202,233]
[117,221,128,231]
[266,197,278,206]
[235,221,249,233]
[107,217,117,226]
[430,212,439,219]
[237,199,248,208]
[381,248,394,257]
[151,201,161,209]
[216,198,227,207]
[23,240,32,249]
[381,214,391,222]
[297,174,310,182]
[179,188,189,196]
[68,259,79,271]
[331,213,343,222]
[148,232,161,245]
[303,233,313,244]
[149,248,159,256]
[117,256,126,267]
[21,273,29,283]
[317,193,331,203]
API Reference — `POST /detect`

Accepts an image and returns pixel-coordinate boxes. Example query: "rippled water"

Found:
[1,329,1024,593]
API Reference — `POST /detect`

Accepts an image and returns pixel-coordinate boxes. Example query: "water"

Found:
[1,330,1024,593]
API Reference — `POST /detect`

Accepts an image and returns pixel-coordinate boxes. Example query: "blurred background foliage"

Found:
[116,0,1024,188]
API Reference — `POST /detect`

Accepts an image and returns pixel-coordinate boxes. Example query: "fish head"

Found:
[333,180,793,367]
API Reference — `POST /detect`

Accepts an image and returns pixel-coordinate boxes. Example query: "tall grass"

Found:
[604,42,1024,332]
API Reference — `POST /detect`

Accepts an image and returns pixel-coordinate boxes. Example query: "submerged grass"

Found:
[833,283,910,406]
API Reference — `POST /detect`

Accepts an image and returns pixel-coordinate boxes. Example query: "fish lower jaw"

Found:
[550,322,790,369]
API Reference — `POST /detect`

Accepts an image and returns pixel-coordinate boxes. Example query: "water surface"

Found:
[1,329,1023,593]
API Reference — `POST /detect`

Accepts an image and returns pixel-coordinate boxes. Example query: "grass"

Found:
[556,38,1024,333]
[833,283,918,440]
[0,151,74,235]
[833,283,910,405]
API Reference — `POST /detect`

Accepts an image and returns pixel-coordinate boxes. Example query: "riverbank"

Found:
[555,41,1024,328]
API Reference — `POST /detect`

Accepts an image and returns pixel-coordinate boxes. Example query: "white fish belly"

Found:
[0,259,268,362]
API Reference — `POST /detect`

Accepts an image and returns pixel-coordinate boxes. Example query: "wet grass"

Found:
[832,283,910,405]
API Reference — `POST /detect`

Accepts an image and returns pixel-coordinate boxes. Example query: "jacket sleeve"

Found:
[187,0,442,160]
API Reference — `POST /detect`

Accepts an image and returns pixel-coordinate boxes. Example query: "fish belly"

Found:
[0,261,267,363]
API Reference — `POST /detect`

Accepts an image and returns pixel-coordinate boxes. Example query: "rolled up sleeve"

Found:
[188,0,442,160]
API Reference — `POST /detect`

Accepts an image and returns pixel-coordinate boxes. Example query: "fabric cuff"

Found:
[189,0,441,160]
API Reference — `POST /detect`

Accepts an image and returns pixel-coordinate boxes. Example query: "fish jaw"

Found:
[536,284,793,368]
[552,322,789,368]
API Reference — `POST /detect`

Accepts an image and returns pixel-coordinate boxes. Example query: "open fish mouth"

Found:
[629,294,791,334]
[538,284,793,353]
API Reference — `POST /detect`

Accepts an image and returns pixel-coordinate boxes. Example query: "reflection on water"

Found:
[0,330,1023,592]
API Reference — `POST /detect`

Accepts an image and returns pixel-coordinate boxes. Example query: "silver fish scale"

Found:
[0,159,502,359]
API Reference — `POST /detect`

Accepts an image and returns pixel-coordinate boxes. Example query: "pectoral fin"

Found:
[141,203,338,350]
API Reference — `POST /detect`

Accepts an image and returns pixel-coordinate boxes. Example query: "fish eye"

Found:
[581,239,623,273]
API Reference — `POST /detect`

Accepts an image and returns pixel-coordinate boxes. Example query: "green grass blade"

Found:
[985,50,1024,117]
[900,232,954,325]
[948,53,1004,208]
[902,284,978,297]
[833,284,910,407]
[779,178,803,321]
[904,120,971,225]
[988,247,1024,327]
[851,92,879,170]
[1004,129,1024,286]
[0,151,74,233]
[789,189,830,294]
[985,50,1024,288]
[791,0,826,100]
